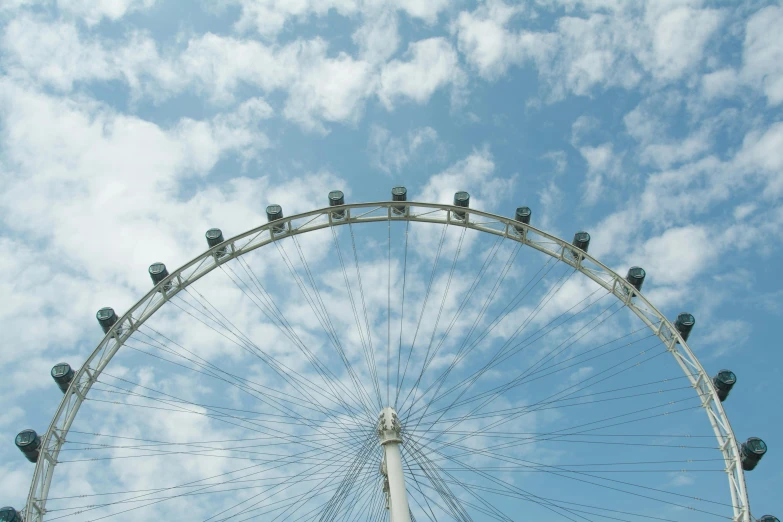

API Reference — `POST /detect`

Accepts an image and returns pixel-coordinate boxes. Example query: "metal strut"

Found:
[378,407,411,522]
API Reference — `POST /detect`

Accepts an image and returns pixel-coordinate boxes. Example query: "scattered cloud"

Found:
[229,0,450,39]
[378,37,465,110]
[455,0,724,99]
[231,0,360,38]
[739,4,783,106]
[416,146,514,212]
[579,142,622,205]
[352,6,401,65]
[542,150,568,175]
[368,125,442,174]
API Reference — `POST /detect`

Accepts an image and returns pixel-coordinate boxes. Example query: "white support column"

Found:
[378,407,411,522]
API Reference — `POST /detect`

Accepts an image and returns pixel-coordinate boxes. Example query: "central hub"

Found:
[377,407,402,445]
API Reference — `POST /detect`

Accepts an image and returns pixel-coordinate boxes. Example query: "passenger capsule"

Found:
[0,507,23,522]
[712,369,736,402]
[626,267,646,292]
[759,516,779,522]
[674,313,695,343]
[148,262,172,291]
[391,186,407,215]
[51,362,74,394]
[266,204,285,234]
[572,231,590,252]
[96,307,118,334]
[515,207,531,224]
[453,191,470,221]
[740,437,767,471]
[15,429,41,463]
[329,190,345,219]
[513,207,531,234]
[205,228,228,258]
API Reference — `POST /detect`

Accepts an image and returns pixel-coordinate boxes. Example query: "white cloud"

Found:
[174,33,296,102]
[0,81,345,400]
[537,179,563,233]
[733,121,783,199]
[395,0,450,24]
[585,114,783,315]
[631,225,716,287]
[416,147,514,212]
[644,6,723,81]
[2,15,471,131]
[741,5,783,106]
[695,319,751,358]
[1,15,179,97]
[733,203,756,221]
[697,5,783,106]
[570,115,599,145]
[2,15,121,91]
[0,0,157,24]
[177,96,274,166]
[623,94,716,169]
[453,0,540,79]
[231,0,360,38]
[2,20,374,130]
[454,0,724,99]
[229,0,449,39]
[0,406,24,428]
[579,143,622,205]
[378,37,464,110]
[352,6,401,65]
[368,125,440,174]
[369,125,408,173]
[282,40,375,132]
[543,150,568,175]
[701,67,738,100]
[58,0,156,24]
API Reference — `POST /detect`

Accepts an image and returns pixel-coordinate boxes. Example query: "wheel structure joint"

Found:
[377,407,402,446]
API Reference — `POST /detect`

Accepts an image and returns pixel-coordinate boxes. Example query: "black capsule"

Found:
[453,191,470,221]
[15,429,41,463]
[266,204,285,234]
[740,437,767,471]
[759,516,779,522]
[674,313,695,343]
[205,228,228,258]
[391,186,407,215]
[205,228,224,247]
[148,262,172,291]
[96,307,118,334]
[0,507,23,522]
[148,262,168,283]
[712,370,736,402]
[572,231,590,252]
[515,207,531,224]
[513,207,531,234]
[626,267,646,292]
[51,362,74,394]
[329,190,345,219]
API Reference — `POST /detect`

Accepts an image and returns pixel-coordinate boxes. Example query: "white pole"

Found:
[378,407,411,522]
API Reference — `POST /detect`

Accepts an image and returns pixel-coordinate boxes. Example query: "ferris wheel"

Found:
[4,189,775,522]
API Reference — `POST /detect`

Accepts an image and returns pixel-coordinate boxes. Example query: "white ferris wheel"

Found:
[3,188,775,522]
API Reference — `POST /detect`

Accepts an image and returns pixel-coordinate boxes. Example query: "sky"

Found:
[0,0,781,520]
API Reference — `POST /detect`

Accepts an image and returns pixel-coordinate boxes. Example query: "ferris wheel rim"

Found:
[23,200,750,522]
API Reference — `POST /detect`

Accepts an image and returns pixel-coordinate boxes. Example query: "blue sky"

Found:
[0,0,781,520]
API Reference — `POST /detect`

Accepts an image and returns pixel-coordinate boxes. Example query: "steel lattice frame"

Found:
[24,201,751,522]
